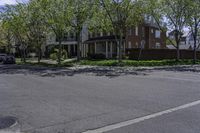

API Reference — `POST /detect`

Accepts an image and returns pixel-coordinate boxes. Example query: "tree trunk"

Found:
[58,40,62,65]
[77,32,81,61]
[193,38,197,64]
[22,48,26,63]
[176,44,180,61]
[193,24,198,64]
[37,48,41,63]
[7,43,11,54]
[118,32,123,63]
[175,32,180,61]
[138,47,143,61]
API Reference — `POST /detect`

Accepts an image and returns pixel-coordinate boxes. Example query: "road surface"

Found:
[0,65,200,133]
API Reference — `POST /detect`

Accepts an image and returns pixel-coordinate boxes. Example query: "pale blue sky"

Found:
[0,0,28,5]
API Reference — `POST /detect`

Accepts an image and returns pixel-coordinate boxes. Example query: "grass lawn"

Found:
[16,58,200,67]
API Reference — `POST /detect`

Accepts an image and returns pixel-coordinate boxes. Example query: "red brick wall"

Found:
[126,25,166,49]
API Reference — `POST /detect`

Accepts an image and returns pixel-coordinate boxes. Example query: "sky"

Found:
[0,0,28,6]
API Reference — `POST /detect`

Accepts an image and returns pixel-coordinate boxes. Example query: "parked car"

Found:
[0,54,16,64]
[3,55,16,64]
[0,54,7,62]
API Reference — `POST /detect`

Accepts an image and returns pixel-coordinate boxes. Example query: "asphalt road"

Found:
[0,65,200,133]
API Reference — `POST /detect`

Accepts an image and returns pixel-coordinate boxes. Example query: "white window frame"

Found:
[155,30,161,38]
[128,41,132,48]
[136,42,139,48]
[155,43,161,49]
[129,29,132,36]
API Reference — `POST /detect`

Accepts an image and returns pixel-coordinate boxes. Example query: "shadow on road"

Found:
[0,65,146,78]
[138,65,200,73]
[0,65,199,78]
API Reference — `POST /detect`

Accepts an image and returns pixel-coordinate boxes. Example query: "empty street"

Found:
[0,65,200,133]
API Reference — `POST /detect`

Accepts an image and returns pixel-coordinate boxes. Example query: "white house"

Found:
[46,25,88,57]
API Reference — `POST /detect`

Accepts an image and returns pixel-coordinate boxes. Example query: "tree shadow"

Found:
[0,65,199,78]
[0,65,147,78]
[137,65,200,73]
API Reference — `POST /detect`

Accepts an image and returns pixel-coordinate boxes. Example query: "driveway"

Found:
[0,65,200,133]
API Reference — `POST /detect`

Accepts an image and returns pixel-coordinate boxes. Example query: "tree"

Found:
[1,4,31,62]
[186,0,200,64]
[67,0,96,61]
[41,0,71,65]
[26,0,47,62]
[0,22,13,54]
[146,0,189,61]
[97,0,144,63]
[162,0,189,61]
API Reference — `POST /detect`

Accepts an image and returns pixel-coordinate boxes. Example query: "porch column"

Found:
[86,44,89,57]
[84,44,87,57]
[94,42,97,54]
[110,42,113,58]
[124,41,126,56]
[106,41,108,58]
[81,44,84,57]
[82,44,85,57]
[81,44,83,57]
[83,44,86,57]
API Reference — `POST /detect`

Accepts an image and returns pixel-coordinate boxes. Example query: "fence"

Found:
[126,48,200,60]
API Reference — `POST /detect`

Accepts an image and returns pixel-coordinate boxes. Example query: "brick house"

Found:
[126,24,166,49]
[83,22,166,59]
[46,17,166,59]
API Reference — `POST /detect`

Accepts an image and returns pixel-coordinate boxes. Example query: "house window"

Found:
[129,29,132,35]
[100,32,103,37]
[142,27,145,37]
[88,33,91,38]
[128,41,132,48]
[155,30,161,38]
[136,42,139,48]
[135,26,138,36]
[70,32,74,39]
[153,19,156,24]
[93,32,96,38]
[155,43,161,49]
[97,32,101,37]
[103,31,107,36]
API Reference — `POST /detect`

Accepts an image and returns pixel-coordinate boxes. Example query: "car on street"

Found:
[0,54,16,64]
[0,54,7,62]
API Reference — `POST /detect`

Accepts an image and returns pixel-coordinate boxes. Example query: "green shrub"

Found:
[50,53,57,60]
[49,48,68,61]
[62,49,68,60]
[78,59,200,67]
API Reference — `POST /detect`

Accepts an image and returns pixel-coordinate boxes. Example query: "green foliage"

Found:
[40,0,71,64]
[50,53,58,60]
[62,49,68,60]
[93,0,145,33]
[78,59,200,67]
[49,48,68,60]
[92,0,146,62]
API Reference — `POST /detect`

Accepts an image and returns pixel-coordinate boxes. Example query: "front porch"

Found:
[83,36,126,59]
[88,41,117,58]
[46,44,77,58]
